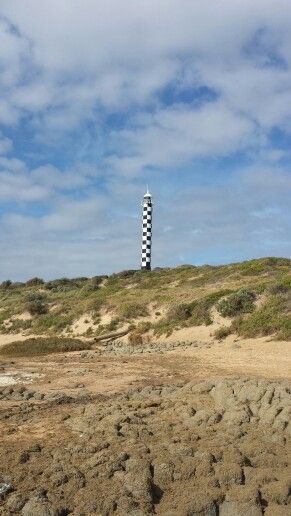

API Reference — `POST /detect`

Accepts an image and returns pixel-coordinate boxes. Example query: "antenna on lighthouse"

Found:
[141,188,153,270]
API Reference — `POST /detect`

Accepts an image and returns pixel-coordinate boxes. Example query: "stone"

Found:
[191,381,215,394]
[21,498,56,516]
[0,483,14,500]
[214,463,243,486]
[33,392,45,400]
[219,501,263,516]
[7,492,26,511]
[18,450,30,464]
[186,497,217,516]
[154,462,174,485]
[23,390,35,400]
[264,505,291,515]
[261,480,291,505]
[225,485,260,504]
[14,386,26,394]
[3,386,14,394]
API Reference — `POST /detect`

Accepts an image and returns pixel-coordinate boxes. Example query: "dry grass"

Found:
[0,337,92,356]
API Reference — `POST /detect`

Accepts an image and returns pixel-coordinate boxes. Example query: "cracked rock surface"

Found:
[0,375,290,515]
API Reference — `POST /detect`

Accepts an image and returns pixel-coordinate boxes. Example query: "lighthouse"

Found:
[141,188,153,270]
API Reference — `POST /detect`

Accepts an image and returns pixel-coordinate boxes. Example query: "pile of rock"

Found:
[0,386,72,404]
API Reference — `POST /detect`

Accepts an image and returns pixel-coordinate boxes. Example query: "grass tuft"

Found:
[213,326,232,340]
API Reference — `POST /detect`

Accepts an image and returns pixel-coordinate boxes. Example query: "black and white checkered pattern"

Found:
[141,192,152,270]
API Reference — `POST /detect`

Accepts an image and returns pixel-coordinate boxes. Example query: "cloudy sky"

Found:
[1,0,291,280]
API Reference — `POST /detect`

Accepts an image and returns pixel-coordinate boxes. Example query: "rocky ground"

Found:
[0,339,290,515]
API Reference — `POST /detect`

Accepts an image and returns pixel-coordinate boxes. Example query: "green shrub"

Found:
[237,257,288,276]
[88,297,104,314]
[92,315,101,325]
[230,296,274,337]
[26,277,44,286]
[153,319,175,337]
[119,302,148,320]
[11,282,25,288]
[217,289,256,317]
[6,318,32,333]
[95,323,105,335]
[189,301,212,326]
[276,316,291,340]
[160,290,232,331]
[214,326,232,340]
[189,290,233,326]
[0,312,9,324]
[0,337,91,356]
[26,300,48,316]
[84,276,105,291]
[280,275,291,288]
[167,303,192,322]
[26,292,47,303]
[268,283,289,295]
[34,313,73,332]
[106,318,120,332]
[112,270,136,279]
[136,321,151,332]
[0,280,12,289]
[45,277,87,292]
[128,331,143,345]
[230,295,291,340]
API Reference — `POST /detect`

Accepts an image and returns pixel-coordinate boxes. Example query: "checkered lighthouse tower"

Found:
[141,188,153,270]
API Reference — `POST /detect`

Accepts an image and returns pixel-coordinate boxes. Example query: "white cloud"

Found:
[0,0,291,138]
[108,100,257,175]
[0,133,12,154]
[0,160,101,202]
[1,1,291,278]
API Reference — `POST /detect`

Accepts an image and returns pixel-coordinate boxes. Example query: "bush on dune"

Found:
[189,290,233,326]
[84,276,106,291]
[26,277,44,286]
[24,292,48,316]
[231,293,291,340]
[0,280,12,289]
[119,302,148,320]
[33,313,74,332]
[167,303,192,322]
[217,289,256,317]
[156,290,233,336]
[26,300,48,316]
[0,337,92,356]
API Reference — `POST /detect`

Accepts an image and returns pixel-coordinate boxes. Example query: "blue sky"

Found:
[1,0,291,280]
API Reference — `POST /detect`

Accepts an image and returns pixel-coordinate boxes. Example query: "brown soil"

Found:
[0,336,290,515]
